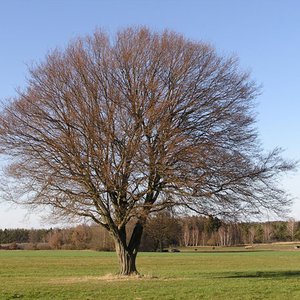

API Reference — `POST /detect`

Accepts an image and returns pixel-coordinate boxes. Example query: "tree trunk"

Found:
[115,242,138,276]
[114,221,144,276]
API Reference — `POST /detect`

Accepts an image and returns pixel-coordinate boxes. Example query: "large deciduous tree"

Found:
[0,27,294,275]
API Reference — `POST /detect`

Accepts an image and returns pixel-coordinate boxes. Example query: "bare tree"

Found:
[182,221,191,247]
[263,222,273,243]
[287,218,297,241]
[144,212,181,251]
[0,27,295,275]
[71,224,91,249]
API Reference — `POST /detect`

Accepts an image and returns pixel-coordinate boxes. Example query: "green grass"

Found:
[1,250,300,299]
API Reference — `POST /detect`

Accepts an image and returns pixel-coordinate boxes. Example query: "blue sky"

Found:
[0,0,299,228]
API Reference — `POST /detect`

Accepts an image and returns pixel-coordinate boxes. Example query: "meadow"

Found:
[1,249,300,299]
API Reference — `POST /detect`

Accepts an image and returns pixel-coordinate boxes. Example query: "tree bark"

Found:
[115,242,138,275]
[114,221,144,276]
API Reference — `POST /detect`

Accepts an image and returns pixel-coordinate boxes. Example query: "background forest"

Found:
[1,214,299,251]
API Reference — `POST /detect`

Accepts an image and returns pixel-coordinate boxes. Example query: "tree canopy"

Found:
[0,27,294,275]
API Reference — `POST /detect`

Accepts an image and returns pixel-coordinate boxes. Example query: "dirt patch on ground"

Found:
[48,273,159,284]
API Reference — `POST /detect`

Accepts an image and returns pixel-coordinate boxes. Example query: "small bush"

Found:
[36,243,52,250]
[8,242,19,250]
[61,244,76,250]
[23,243,37,250]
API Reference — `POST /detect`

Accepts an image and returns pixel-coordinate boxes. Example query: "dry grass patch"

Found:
[48,273,159,284]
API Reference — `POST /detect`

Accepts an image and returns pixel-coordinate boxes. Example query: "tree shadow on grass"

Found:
[221,271,300,279]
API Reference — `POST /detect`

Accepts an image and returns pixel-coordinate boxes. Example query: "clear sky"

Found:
[0,0,299,228]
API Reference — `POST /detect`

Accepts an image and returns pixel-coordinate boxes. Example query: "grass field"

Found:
[1,249,300,299]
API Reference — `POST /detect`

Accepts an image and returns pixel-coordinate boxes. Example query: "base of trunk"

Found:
[116,243,139,276]
[114,221,145,276]
[119,270,139,276]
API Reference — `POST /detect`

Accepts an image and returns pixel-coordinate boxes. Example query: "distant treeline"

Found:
[1,214,299,251]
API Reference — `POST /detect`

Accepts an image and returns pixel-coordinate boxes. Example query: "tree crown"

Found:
[0,27,294,230]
